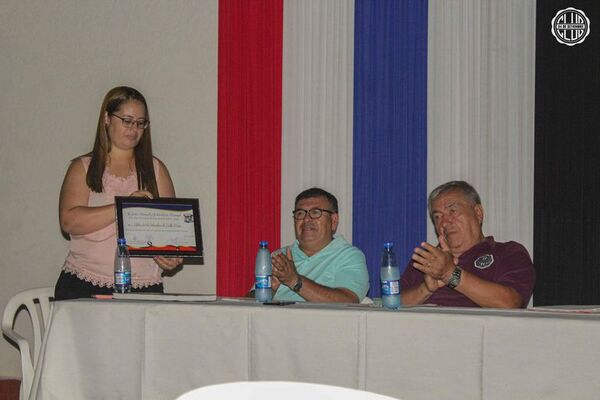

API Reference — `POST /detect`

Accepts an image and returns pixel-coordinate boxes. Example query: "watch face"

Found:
[292,277,303,292]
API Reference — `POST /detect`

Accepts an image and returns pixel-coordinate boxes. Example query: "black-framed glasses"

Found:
[292,208,335,220]
[110,113,150,130]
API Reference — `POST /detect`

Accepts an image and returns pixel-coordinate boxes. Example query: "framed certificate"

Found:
[115,197,203,258]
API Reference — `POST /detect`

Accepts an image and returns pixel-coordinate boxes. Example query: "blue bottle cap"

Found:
[118,238,126,245]
[259,240,268,248]
[383,242,394,249]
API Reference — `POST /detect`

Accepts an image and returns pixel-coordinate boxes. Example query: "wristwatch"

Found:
[291,276,303,293]
[446,266,462,289]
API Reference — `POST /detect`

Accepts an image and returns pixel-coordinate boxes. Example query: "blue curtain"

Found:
[353,0,428,297]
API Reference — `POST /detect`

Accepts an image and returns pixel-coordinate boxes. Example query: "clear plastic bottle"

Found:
[380,242,401,309]
[255,241,272,302]
[114,238,132,294]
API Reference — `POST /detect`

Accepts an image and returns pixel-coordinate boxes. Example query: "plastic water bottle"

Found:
[255,241,272,302]
[114,238,132,294]
[380,242,400,309]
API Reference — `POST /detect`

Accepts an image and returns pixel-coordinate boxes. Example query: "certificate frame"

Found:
[115,196,203,258]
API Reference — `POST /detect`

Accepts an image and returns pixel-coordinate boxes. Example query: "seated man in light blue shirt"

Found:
[271,187,369,303]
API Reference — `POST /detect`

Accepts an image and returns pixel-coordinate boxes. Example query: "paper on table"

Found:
[112,292,217,302]
[528,305,600,314]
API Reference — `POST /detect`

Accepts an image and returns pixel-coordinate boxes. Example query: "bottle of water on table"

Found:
[114,237,132,294]
[380,242,400,309]
[255,240,272,302]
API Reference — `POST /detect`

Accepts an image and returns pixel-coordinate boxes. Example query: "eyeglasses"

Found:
[110,113,150,130]
[292,208,335,220]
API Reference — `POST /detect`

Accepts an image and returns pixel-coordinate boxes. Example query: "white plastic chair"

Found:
[2,287,55,400]
[361,296,375,305]
[176,381,400,400]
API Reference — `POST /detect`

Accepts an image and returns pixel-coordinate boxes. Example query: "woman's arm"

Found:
[59,160,116,235]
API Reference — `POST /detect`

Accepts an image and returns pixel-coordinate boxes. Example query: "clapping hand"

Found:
[412,235,456,284]
[271,247,299,288]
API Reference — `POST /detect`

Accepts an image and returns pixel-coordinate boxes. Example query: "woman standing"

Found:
[55,86,182,300]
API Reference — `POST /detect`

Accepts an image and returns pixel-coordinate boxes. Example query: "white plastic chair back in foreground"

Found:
[361,296,375,305]
[176,381,400,400]
[1,287,55,400]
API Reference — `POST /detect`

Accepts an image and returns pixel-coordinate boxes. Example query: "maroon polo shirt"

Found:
[400,237,535,308]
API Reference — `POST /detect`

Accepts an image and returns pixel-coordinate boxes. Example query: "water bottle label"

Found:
[381,280,400,295]
[115,271,132,286]
[255,275,272,289]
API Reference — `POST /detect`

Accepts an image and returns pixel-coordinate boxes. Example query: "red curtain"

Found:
[217,0,283,296]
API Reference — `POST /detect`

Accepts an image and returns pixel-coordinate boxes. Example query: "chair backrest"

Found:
[176,381,400,400]
[2,287,55,400]
[361,296,375,305]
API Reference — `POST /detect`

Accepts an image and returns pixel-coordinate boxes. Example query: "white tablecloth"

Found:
[31,299,600,400]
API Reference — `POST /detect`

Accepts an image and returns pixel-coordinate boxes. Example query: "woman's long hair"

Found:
[86,86,159,198]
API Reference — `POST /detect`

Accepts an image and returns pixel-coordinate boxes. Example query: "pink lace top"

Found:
[62,156,162,288]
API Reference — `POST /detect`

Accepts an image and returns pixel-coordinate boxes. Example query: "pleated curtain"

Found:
[280,0,355,247]
[427,0,536,254]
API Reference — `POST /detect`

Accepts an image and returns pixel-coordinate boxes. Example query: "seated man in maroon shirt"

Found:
[401,181,535,308]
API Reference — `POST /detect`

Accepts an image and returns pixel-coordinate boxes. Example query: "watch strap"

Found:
[291,276,303,293]
[446,266,462,289]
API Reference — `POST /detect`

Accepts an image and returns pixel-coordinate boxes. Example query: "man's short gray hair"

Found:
[427,181,482,222]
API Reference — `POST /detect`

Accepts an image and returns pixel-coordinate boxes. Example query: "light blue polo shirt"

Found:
[273,235,369,302]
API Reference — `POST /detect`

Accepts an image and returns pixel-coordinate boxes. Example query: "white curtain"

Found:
[427,0,536,254]
[281,0,355,247]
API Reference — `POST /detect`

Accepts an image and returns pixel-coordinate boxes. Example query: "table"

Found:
[31,299,600,400]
